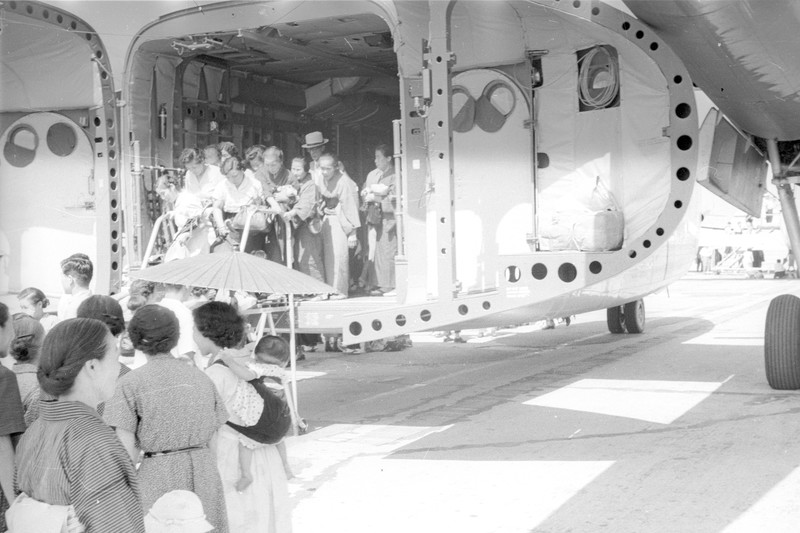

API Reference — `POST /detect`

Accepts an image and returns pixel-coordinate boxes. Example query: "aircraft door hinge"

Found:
[423,51,456,66]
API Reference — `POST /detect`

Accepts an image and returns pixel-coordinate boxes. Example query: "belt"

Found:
[143,445,206,459]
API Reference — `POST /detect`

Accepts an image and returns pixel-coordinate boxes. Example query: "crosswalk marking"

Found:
[287,424,451,498]
[291,456,613,533]
[722,466,800,533]
[523,378,723,424]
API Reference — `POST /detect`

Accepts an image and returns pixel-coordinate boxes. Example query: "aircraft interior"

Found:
[132,12,399,187]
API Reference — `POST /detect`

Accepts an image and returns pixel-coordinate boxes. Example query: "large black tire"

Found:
[607,306,626,334]
[764,294,800,390]
[624,299,646,334]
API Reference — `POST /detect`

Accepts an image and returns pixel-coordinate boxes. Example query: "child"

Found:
[220,335,297,491]
[57,253,93,321]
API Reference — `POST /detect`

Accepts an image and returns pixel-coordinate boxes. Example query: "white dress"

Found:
[206,361,292,533]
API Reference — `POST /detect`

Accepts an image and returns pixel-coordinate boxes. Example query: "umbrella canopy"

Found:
[129,251,336,295]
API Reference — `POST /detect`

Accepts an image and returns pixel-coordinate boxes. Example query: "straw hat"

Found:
[302,131,329,149]
[144,490,214,533]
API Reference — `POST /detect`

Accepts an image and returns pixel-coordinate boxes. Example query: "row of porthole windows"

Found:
[348,300,493,337]
[504,260,601,285]
[185,107,230,122]
[557,0,663,53]
[4,123,80,168]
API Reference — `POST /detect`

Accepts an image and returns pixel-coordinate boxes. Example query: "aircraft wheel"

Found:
[624,299,646,334]
[607,306,626,334]
[764,294,800,390]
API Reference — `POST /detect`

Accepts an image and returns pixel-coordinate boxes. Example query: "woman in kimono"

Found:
[317,153,360,297]
[104,305,229,532]
[12,318,144,533]
[284,157,325,281]
[195,301,292,533]
[359,144,397,296]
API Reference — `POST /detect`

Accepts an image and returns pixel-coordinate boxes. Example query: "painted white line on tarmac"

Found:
[722,466,800,533]
[524,379,723,424]
[292,457,613,533]
[287,424,451,499]
[683,333,763,346]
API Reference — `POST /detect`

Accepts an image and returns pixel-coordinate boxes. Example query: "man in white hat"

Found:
[302,131,328,186]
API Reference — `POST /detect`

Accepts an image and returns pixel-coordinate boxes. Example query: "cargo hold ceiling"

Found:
[138,12,399,125]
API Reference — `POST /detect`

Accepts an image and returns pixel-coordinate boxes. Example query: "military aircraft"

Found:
[1,1,789,378]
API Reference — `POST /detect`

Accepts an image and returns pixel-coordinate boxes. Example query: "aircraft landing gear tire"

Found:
[764,294,800,390]
[607,306,626,334]
[624,299,646,334]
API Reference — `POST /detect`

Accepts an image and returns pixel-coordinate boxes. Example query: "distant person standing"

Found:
[699,246,713,273]
[774,258,787,279]
[318,153,360,298]
[57,253,93,321]
[359,144,397,296]
[302,131,328,184]
[284,157,324,282]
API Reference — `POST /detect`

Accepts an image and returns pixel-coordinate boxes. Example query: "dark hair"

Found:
[221,156,245,175]
[77,295,126,337]
[128,305,179,356]
[18,287,50,309]
[253,335,290,366]
[318,153,339,168]
[179,147,204,166]
[192,301,244,349]
[218,141,239,159]
[0,302,8,329]
[245,145,265,162]
[291,157,308,172]
[128,279,161,311]
[10,313,45,363]
[60,254,93,285]
[38,318,111,397]
[375,143,392,159]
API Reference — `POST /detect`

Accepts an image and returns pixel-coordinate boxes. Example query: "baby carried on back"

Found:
[215,335,298,490]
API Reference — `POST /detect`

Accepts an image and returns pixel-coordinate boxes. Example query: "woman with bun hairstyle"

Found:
[104,304,229,532]
[8,313,44,425]
[196,301,291,533]
[78,294,127,339]
[12,318,144,532]
[17,287,58,333]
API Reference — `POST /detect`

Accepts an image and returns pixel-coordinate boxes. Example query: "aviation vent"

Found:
[577,45,620,111]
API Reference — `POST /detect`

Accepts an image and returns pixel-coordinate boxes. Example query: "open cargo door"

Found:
[697,108,768,217]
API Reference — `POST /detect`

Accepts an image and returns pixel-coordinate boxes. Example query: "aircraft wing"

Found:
[624,0,800,141]
[623,0,800,217]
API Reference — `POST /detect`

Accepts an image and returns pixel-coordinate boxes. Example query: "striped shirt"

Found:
[15,400,144,533]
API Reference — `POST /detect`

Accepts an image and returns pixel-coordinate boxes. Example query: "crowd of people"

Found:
[0,253,299,532]
[157,131,398,299]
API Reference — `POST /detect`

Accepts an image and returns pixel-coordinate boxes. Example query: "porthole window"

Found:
[577,45,620,111]
[452,86,475,133]
[4,125,38,168]
[47,122,78,157]
[475,80,516,133]
[485,81,515,116]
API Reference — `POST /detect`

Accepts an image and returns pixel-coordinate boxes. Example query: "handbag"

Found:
[231,206,268,232]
